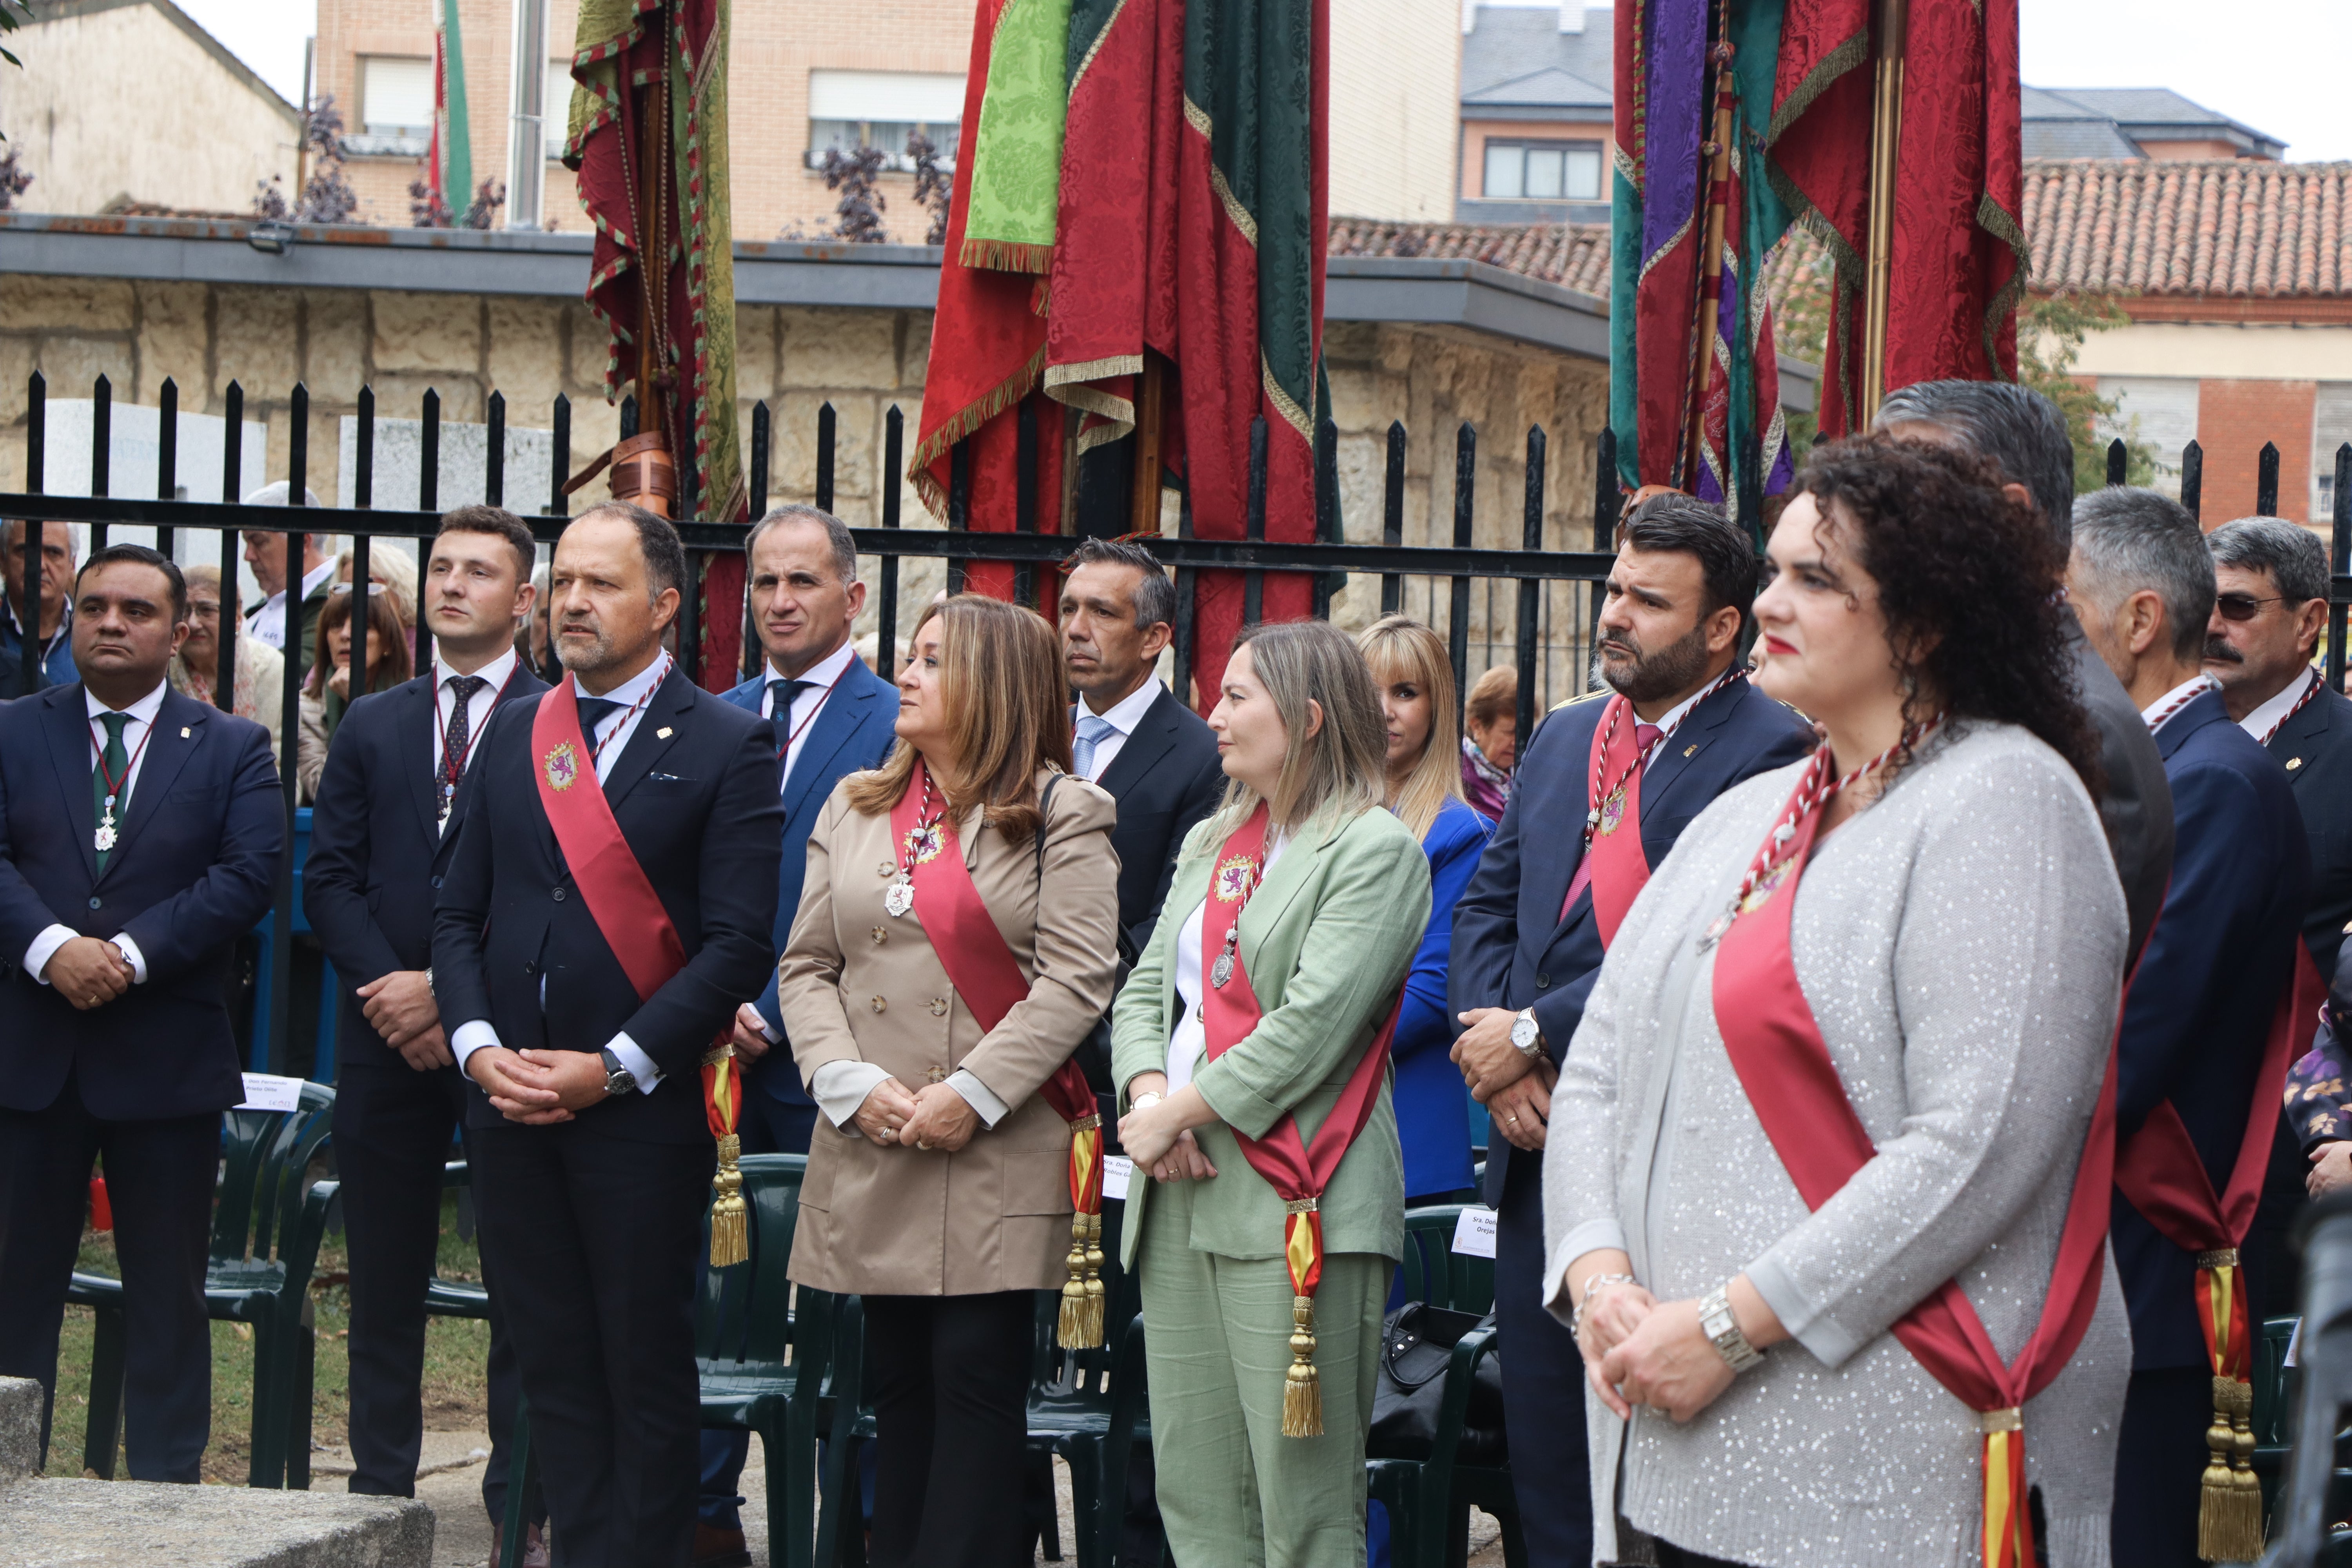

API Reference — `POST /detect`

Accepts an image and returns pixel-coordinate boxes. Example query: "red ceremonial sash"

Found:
[1582,695,1655,947]
[530,672,750,1265]
[1198,802,1403,1436]
[1711,762,2119,1568]
[888,761,1105,1346]
[2110,938,2321,1558]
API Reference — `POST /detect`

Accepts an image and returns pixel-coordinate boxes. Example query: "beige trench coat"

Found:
[780,770,1121,1297]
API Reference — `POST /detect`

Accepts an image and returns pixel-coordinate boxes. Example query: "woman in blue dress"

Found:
[1356,615,1494,1204]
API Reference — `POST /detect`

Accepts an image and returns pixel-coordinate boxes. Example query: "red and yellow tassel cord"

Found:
[1056,1114,1106,1349]
[701,1043,748,1268]
[1282,1200,1327,1437]
[2194,1249,2262,1562]
[1978,1408,2033,1568]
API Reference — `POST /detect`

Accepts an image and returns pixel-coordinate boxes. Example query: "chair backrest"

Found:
[1030,1193,1137,1404]
[696,1154,806,1373]
[1395,1203,1494,1314]
[211,1081,337,1267]
[2254,1314,2300,1448]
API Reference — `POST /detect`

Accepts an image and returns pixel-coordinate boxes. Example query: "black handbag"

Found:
[1366,1302,1508,1466]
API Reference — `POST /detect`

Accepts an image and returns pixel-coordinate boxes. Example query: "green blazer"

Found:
[1111,802,1432,1271]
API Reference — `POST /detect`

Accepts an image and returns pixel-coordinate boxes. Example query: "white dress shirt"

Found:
[2240,665,2319,742]
[1073,678,1164,783]
[760,640,861,789]
[2141,671,2219,733]
[23,680,170,987]
[1163,831,1290,1089]
[248,559,338,651]
[428,647,519,833]
[450,653,673,1094]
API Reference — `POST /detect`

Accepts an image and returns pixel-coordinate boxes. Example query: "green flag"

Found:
[435,0,472,213]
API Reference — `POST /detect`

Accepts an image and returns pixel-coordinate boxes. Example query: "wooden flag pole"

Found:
[1860,0,1909,426]
[612,0,679,519]
[1130,352,1168,534]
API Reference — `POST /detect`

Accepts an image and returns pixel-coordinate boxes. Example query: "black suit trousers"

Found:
[471,1118,713,1568]
[0,1071,216,1481]
[1494,1142,1593,1568]
[864,1290,1036,1568]
[2113,1366,2212,1568]
[333,1062,526,1519]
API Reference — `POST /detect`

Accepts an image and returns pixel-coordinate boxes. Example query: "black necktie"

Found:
[576,697,621,759]
[438,675,488,823]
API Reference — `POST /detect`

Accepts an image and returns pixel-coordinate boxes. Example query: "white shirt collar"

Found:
[584,651,670,713]
[2140,672,2218,728]
[766,639,859,695]
[2238,665,2319,742]
[87,679,171,724]
[1079,677,1162,737]
[436,645,519,695]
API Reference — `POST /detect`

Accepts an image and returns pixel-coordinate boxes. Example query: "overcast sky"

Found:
[183,0,2350,162]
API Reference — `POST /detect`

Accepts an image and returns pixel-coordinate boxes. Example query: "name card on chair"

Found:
[1451,1206,1498,1259]
[236,1073,304,1112]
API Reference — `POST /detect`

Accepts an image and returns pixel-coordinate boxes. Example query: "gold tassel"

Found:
[708,1133,748,1268]
[1058,1212,1094,1349]
[1283,1294,1323,1438]
[1078,1209,1106,1349]
[2198,1374,2264,1562]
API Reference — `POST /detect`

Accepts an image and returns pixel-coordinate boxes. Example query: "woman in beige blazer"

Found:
[779,593,1120,1568]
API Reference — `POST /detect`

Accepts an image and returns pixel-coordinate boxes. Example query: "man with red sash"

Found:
[2068,488,2316,1568]
[1448,494,1811,1567]
[432,503,784,1568]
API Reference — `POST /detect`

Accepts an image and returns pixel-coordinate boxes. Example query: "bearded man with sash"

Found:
[1448,492,1810,1567]
[1552,441,2134,1568]
[2066,489,2318,1568]
[431,503,784,1568]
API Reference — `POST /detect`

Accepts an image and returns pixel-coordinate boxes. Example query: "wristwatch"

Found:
[1699,1284,1765,1373]
[1508,1008,1545,1062]
[599,1047,637,1098]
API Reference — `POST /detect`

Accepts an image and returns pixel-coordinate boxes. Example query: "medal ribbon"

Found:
[1198,801,1405,1436]
[89,712,158,854]
[434,659,523,813]
[1711,729,2120,1568]
[889,758,1106,1347]
[530,670,750,1266]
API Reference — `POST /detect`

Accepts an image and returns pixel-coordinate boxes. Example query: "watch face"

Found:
[1511,1016,1539,1049]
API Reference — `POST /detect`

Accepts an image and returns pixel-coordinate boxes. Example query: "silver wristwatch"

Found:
[1699,1284,1764,1373]
[599,1047,636,1098]
[1508,1007,1545,1062]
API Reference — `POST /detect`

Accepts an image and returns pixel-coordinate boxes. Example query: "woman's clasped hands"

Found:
[1568,1249,1771,1425]
[1118,1073,1220,1184]
[853,1078,982,1152]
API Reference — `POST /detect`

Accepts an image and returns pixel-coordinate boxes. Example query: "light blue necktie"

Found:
[1073,713,1117,779]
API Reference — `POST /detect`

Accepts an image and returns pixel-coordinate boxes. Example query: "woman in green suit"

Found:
[1114,619,1433,1568]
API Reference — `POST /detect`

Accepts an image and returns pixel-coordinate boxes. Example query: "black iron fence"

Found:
[7,367,2350,1078]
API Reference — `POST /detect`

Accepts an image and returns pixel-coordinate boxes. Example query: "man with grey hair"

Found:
[1876,378,2172,959]
[240,481,333,667]
[2,517,81,694]
[2070,486,2312,1568]
[702,503,898,1564]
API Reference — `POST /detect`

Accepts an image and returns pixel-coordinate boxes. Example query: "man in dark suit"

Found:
[1057,537,1223,980]
[303,506,545,1556]
[700,505,897,1565]
[1448,497,1814,1568]
[433,502,782,1568]
[0,544,281,1480]
[2069,488,2310,1568]
[1877,379,2174,958]
[2202,516,2352,1321]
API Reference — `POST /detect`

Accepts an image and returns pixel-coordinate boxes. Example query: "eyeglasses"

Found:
[2215,592,2287,622]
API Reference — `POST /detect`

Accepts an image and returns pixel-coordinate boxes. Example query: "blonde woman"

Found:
[780,594,1120,1568]
[1358,616,1494,1202]
[1113,619,1432,1568]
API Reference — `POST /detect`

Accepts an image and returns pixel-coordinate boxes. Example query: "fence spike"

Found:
[2257,442,2280,517]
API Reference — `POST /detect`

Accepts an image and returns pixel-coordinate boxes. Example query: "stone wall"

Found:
[0,272,1612,705]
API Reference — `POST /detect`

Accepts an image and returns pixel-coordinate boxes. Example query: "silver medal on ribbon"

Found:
[884,878,915,918]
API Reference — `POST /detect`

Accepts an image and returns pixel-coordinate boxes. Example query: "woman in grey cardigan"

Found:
[1548,439,2132,1568]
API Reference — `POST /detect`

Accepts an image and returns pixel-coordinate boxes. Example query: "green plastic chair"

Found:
[499,1154,831,1568]
[1367,1203,1527,1568]
[1024,1194,1144,1568]
[67,1081,340,1489]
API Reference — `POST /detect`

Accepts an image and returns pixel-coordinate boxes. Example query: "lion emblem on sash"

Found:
[543,741,582,792]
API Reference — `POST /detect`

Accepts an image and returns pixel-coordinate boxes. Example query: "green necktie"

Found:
[93,711,129,873]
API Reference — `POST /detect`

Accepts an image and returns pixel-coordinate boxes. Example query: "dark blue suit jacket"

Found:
[1396,795,1493,1200]
[430,666,784,1143]
[2265,680,2352,979]
[303,663,548,1071]
[0,682,282,1120]
[1450,676,1815,1205]
[1085,684,1228,960]
[719,655,900,1107]
[2114,686,2309,1368]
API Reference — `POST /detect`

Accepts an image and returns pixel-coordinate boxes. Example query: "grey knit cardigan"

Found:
[1544,721,2132,1568]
